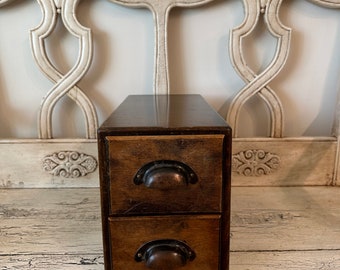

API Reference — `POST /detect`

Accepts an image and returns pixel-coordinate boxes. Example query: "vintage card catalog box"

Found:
[98,95,232,270]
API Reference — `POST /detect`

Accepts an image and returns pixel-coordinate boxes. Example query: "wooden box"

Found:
[98,95,232,269]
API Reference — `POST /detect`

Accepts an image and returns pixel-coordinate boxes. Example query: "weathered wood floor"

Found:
[1,186,339,269]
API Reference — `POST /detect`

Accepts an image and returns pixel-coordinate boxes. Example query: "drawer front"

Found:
[107,134,225,215]
[109,215,221,270]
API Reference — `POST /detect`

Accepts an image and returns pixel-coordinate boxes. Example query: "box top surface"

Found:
[98,95,230,135]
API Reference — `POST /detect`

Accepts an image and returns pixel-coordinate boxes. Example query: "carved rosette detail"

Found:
[232,149,280,177]
[42,151,97,178]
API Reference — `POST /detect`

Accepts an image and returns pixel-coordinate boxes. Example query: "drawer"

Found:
[109,215,221,270]
[107,134,225,215]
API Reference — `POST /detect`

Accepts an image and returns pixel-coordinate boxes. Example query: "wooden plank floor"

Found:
[1,187,339,269]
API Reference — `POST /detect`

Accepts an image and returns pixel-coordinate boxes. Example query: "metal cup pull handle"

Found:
[135,239,196,269]
[134,160,198,190]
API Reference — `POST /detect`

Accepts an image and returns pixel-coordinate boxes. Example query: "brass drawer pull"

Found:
[135,239,196,269]
[134,160,198,190]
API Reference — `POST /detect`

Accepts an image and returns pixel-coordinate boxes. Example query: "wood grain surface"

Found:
[107,135,224,214]
[1,186,339,269]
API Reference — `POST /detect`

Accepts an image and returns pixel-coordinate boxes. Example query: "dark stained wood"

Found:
[109,215,221,270]
[98,95,232,270]
[98,95,230,135]
[107,134,224,215]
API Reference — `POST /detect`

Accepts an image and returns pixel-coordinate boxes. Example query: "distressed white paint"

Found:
[227,0,291,138]
[109,0,216,95]
[1,187,339,268]
[0,139,98,188]
[0,1,340,186]
[1,0,340,137]
[308,0,340,8]
[1,138,339,188]
[1,2,340,269]
[31,0,98,139]
[230,251,340,269]
[232,137,338,186]
[235,135,340,186]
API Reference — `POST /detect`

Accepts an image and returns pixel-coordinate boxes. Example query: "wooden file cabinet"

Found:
[98,95,232,270]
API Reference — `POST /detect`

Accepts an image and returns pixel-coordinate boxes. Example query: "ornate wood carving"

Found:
[232,149,280,177]
[31,0,98,139]
[227,0,291,138]
[1,0,340,188]
[108,0,215,95]
[42,151,97,178]
[308,0,340,8]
